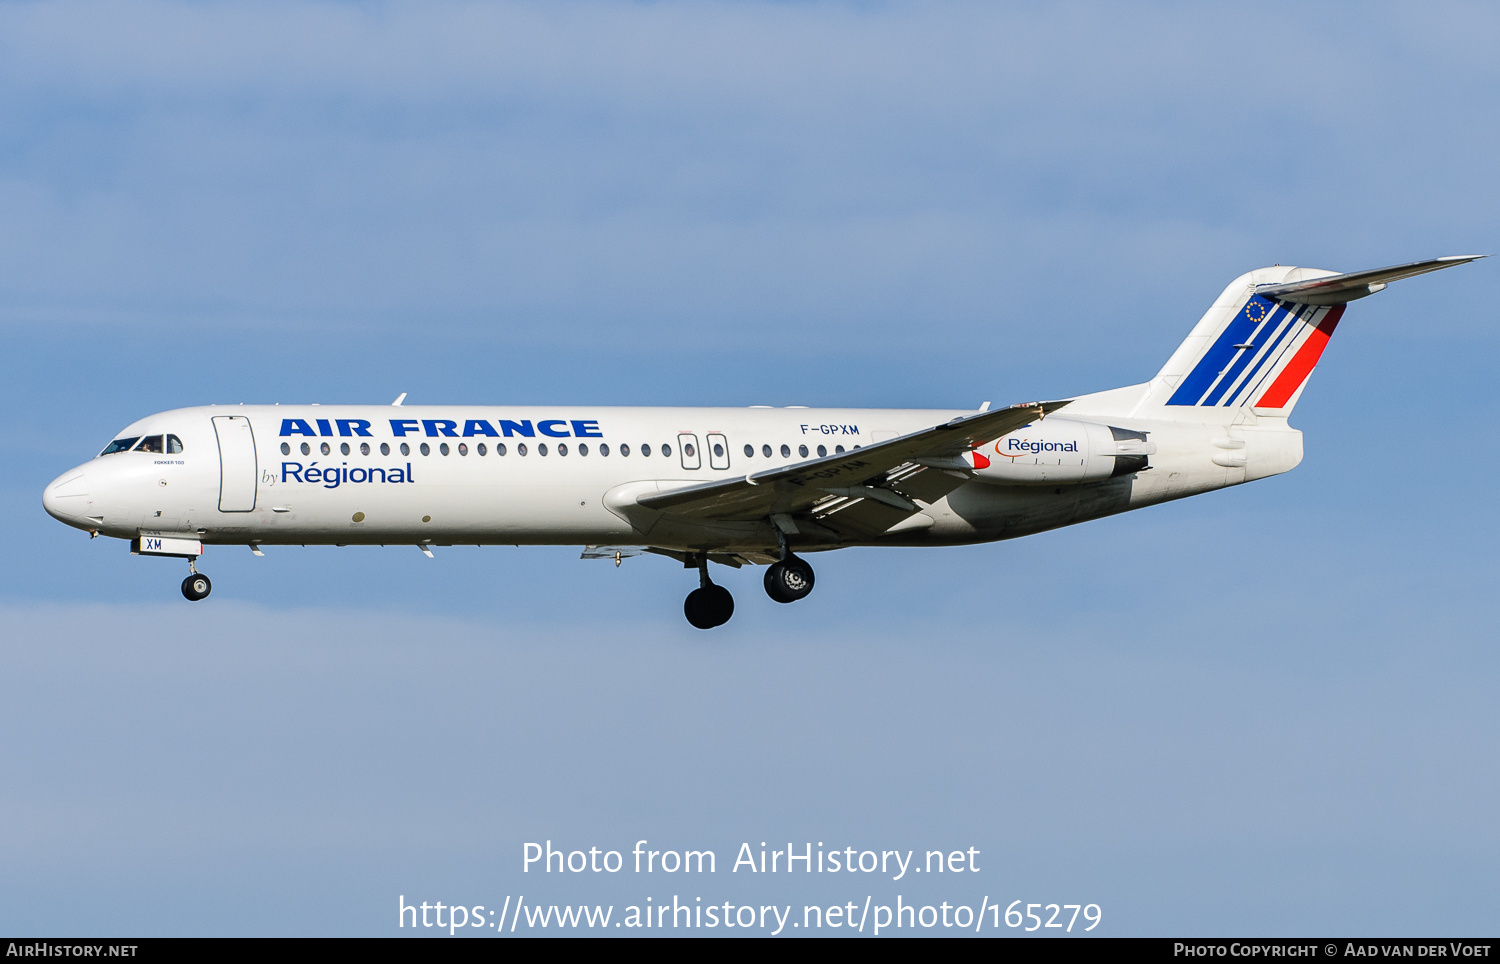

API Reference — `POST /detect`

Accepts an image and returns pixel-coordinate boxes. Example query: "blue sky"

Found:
[2,0,1496,936]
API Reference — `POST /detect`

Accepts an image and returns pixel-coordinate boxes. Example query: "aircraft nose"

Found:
[43,468,91,526]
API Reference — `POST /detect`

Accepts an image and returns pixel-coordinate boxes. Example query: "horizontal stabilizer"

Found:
[1255,255,1483,305]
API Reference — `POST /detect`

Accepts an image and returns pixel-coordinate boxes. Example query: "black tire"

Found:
[764,558,814,603]
[181,573,212,601]
[684,585,734,629]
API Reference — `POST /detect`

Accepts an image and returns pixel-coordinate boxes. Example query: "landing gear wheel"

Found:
[764,557,814,603]
[182,573,212,601]
[684,585,734,629]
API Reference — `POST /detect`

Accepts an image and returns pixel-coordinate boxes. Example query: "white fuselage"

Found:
[41,402,1302,554]
[41,257,1473,621]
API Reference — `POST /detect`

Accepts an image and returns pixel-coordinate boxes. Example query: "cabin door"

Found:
[213,416,258,511]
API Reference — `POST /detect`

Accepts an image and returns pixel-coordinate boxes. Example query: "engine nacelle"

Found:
[969,417,1154,485]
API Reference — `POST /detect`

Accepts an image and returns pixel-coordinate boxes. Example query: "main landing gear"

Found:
[181,558,212,601]
[764,554,815,604]
[684,554,734,630]
[680,551,818,629]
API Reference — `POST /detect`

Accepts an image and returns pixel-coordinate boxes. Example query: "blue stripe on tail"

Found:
[1201,302,1286,406]
[1166,295,1279,406]
[1219,303,1311,406]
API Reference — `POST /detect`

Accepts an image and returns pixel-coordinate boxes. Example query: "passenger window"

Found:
[617,443,628,456]
[281,442,291,456]
[321,442,331,455]
[477,443,487,456]
[641,444,650,456]
[780,444,790,458]
[706,432,729,470]
[799,444,808,457]
[381,443,390,455]
[440,443,450,456]
[835,445,845,453]
[301,442,312,456]
[662,444,671,457]
[558,443,568,456]
[399,442,409,456]
[360,442,370,455]
[817,444,826,457]
[166,435,183,454]
[577,443,588,456]
[340,442,351,456]
[599,443,610,456]
[457,443,467,456]
[539,443,549,456]
[762,444,772,458]
[744,444,754,458]
[498,443,508,456]
[677,434,699,470]
[518,443,529,456]
[420,443,431,456]
[135,435,164,453]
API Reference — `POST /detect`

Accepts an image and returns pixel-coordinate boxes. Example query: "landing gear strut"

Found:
[764,554,814,603]
[181,558,212,602]
[683,554,734,629]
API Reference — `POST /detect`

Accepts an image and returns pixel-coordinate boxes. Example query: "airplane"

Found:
[42,256,1479,629]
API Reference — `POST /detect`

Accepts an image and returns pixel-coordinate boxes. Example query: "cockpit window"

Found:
[135,435,164,453]
[100,437,140,456]
[166,434,183,454]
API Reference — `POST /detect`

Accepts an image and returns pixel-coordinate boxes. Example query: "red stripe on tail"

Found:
[1255,305,1345,409]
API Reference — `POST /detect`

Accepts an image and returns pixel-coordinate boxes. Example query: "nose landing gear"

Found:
[684,554,734,629]
[764,554,814,603]
[181,559,212,601]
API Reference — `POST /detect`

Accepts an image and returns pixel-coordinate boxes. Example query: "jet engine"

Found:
[969,418,1154,485]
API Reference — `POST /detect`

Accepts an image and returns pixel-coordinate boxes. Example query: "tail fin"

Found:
[1129,256,1481,419]
[1158,287,1344,413]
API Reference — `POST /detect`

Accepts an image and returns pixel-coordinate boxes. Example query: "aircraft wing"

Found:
[631,399,1071,523]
